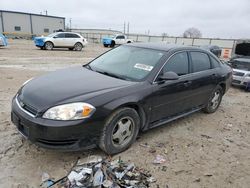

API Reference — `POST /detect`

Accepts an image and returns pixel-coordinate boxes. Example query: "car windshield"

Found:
[232,61,250,71]
[88,46,164,81]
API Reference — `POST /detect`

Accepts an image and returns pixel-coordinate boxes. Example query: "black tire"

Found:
[127,41,131,43]
[110,41,115,48]
[40,46,45,50]
[103,44,109,47]
[69,48,74,51]
[44,41,53,50]
[99,107,140,155]
[74,42,83,51]
[203,85,223,113]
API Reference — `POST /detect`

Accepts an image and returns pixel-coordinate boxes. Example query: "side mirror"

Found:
[158,71,179,81]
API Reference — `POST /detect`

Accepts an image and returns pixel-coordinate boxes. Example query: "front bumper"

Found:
[34,39,45,47]
[232,75,250,87]
[11,97,104,151]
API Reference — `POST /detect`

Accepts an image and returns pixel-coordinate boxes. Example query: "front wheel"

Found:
[103,44,109,47]
[110,41,115,48]
[99,108,140,155]
[74,42,83,51]
[44,42,53,50]
[203,86,223,113]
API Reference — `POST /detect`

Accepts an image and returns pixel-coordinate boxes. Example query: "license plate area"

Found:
[11,112,29,138]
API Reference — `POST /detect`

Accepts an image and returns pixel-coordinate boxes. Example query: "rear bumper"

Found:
[11,97,104,151]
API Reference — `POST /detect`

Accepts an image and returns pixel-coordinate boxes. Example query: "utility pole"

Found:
[127,22,130,36]
[123,22,126,34]
[69,18,72,32]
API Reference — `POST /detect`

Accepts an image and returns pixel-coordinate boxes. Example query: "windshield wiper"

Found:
[84,64,93,70]
[95,70,128,80]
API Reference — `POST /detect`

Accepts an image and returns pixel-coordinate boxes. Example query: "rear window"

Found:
[190,52,211,72]
[235,43,250,56]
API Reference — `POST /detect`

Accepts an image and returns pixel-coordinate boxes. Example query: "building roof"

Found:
[0,10,65,19]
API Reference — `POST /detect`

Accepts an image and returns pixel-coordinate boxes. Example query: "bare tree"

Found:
[183,27,202,38]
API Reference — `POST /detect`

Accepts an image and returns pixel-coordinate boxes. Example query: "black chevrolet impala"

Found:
[11,43,232,154]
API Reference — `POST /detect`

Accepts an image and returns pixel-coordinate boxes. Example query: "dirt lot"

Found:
[0,40,250,188]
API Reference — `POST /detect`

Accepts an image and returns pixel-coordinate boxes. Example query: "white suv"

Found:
[34,32,87,51]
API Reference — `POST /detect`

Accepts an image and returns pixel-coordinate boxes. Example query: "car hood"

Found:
[34,37,47,41]
[18,67,134,111]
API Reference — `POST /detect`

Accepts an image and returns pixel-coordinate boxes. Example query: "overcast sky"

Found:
[1,0,250,38]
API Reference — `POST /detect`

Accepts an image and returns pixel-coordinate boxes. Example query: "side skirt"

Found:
[148,107,203,130]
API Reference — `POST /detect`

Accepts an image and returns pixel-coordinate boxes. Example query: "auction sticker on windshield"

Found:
[134,63,153,71]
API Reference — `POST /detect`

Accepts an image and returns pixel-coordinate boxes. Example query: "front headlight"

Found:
[42,103,96,120]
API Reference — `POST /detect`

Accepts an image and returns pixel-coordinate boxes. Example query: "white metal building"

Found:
[0,10,65,36]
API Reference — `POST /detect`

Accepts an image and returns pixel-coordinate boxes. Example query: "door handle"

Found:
[183,80,192,87]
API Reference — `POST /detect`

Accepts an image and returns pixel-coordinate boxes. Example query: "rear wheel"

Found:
[44,42,53,50]
[74,42,83,51]
[203,85,223,113]
[99,108,140,155]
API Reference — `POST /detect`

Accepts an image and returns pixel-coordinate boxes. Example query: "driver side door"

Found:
[149,51,195,123]
[52,33,65,47]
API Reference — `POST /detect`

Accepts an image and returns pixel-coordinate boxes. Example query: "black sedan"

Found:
[11,43,232,154]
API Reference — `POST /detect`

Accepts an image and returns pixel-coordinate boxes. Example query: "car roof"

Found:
[54,32,80,35]
[126,42,202,52]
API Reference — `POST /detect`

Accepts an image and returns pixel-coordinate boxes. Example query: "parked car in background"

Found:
[11,43,232,154]
[201,45,222,58]
[34,32,87,51]
[0,33,8,47]
[102,34,133,47]
[230,58,250,89]
[229,40,250,90]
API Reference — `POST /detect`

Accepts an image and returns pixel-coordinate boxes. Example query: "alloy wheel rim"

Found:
[112,117,134,147]
[210,90,220,109]
[75,44,82,51]
[46,43,52,50]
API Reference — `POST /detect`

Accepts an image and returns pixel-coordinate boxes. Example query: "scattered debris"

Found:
[153,155,166,164]
[161,166,167,172]
[139,143,150,148]
[201,134,212,139]
[148,148,156,153]
[41,156,155,188]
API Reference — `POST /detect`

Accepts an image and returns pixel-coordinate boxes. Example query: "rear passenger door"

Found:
[188,51,219,107]
[65,33,80,47]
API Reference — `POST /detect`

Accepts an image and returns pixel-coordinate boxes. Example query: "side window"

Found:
[65,33,80,38]
[116,35,125,39]
[163,52,189,76]
[210,56,221,68]
[190,52,211,72]
[55,33,65,38]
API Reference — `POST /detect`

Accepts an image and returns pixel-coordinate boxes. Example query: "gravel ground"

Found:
[0,40,249,188]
